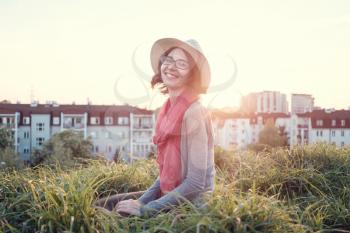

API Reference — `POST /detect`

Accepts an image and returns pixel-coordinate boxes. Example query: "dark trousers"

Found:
[94,191,145,211]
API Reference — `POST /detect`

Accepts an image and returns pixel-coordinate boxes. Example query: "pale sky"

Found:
[1,0,350,110]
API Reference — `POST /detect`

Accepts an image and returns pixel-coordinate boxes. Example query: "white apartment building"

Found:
[0,102,155,162]
[307,109,350,147]
[212,109,350,150]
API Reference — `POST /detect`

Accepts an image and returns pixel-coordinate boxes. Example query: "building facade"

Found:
[212,109,350,150]
[240,91,289,114]
[0,102,155,162]
[291,94,314,114]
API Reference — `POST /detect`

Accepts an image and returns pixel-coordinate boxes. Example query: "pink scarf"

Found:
[153,89,199,195]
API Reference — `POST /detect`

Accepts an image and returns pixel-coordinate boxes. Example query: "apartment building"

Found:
[0,102,155,162]
[306,109,350,147]
[240,91,289,114]
[212,109,350,150]
[291,94,314,114]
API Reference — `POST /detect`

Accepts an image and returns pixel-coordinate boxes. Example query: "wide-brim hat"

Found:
[150,38,211,91]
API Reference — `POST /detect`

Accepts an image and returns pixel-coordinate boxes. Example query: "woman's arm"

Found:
[140,104,212,216]
[137,176,161,205]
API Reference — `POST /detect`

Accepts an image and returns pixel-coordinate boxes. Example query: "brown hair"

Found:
[151,47,208,95]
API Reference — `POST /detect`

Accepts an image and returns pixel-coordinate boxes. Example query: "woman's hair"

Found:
[151,47,208,95]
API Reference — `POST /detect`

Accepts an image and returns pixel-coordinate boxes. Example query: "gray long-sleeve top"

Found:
[138,100,216,216]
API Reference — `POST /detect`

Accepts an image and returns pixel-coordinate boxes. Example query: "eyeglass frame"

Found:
[160,55,192,70]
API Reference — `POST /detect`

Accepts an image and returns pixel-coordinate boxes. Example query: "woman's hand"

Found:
[115,199,142,216]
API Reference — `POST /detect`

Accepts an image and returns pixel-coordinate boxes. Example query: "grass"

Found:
[1,143,350,232]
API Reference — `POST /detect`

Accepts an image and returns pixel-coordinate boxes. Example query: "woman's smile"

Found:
[164,70,179,79]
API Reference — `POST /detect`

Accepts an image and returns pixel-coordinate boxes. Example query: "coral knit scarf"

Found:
[153,89,199,195]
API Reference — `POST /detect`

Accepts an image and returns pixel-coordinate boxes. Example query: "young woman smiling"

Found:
[95,38,215,217]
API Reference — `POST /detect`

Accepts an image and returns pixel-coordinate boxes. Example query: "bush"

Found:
[31,130,93,167]
[0,148,22,170]
[247,143,272,152]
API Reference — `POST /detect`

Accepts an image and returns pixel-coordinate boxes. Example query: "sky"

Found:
[1,0,350,110]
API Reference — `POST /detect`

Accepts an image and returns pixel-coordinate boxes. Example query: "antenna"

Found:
[30,85,35,103]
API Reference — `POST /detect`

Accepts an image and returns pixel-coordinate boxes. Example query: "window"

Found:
[24,131,30,139]
[316,120,323,126]
[108,145,112,153]
[95,145,99,153]
[36,137,45,146]
[320,131,323,137]
[141,117,151,127]
[341,130,345,137]
[76,117,82,124]
[341,120,346,126]
[74,117,84,128]
[118,117,129,125]
[23,117,30,125]
[316,131,319,137]
[90,132,96,138]
[63,117,72,127]
[332,120,336,126]
[90,117,100,125]
[23,148,30,154]
[332,131,335,137]
[341,142,345,147]
[36,123,45,131]
[53,117,60,125]
[105,117,113,125]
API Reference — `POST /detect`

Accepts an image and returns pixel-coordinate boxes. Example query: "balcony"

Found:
[133,138,152,143]
[133,124,153,130]
[0,123,16,129]
[63,118,85,130]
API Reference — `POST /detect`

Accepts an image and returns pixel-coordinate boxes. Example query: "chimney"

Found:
[52,101,59,107]
[30,100,38,107]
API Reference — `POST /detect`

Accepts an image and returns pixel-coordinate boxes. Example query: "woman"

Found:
[95,38,215,217]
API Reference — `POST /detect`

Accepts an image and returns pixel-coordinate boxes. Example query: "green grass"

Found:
[1,143,350,232]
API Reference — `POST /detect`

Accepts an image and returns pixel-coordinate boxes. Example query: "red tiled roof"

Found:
[210,108,350,129]
[211,110,290,125]
[308,109,350,128]
[0,103,153,126]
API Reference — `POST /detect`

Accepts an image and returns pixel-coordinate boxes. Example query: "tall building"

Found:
[240,91,288,114]
[0,102,155,162]
[291,94,314,114]
[240,93,258,114]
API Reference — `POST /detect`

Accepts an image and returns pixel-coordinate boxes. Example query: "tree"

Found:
[0,128,21,169]
[258,118,285,148]
[32,130,93,167]
[0,100,11,104]
[0,128,13,150]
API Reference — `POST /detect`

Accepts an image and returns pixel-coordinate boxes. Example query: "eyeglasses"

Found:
[160,55,190,70]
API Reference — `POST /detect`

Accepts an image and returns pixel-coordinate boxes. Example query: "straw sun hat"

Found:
[150,38,211,91]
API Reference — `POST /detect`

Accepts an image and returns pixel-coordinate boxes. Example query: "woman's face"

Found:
[160,48,192,92]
